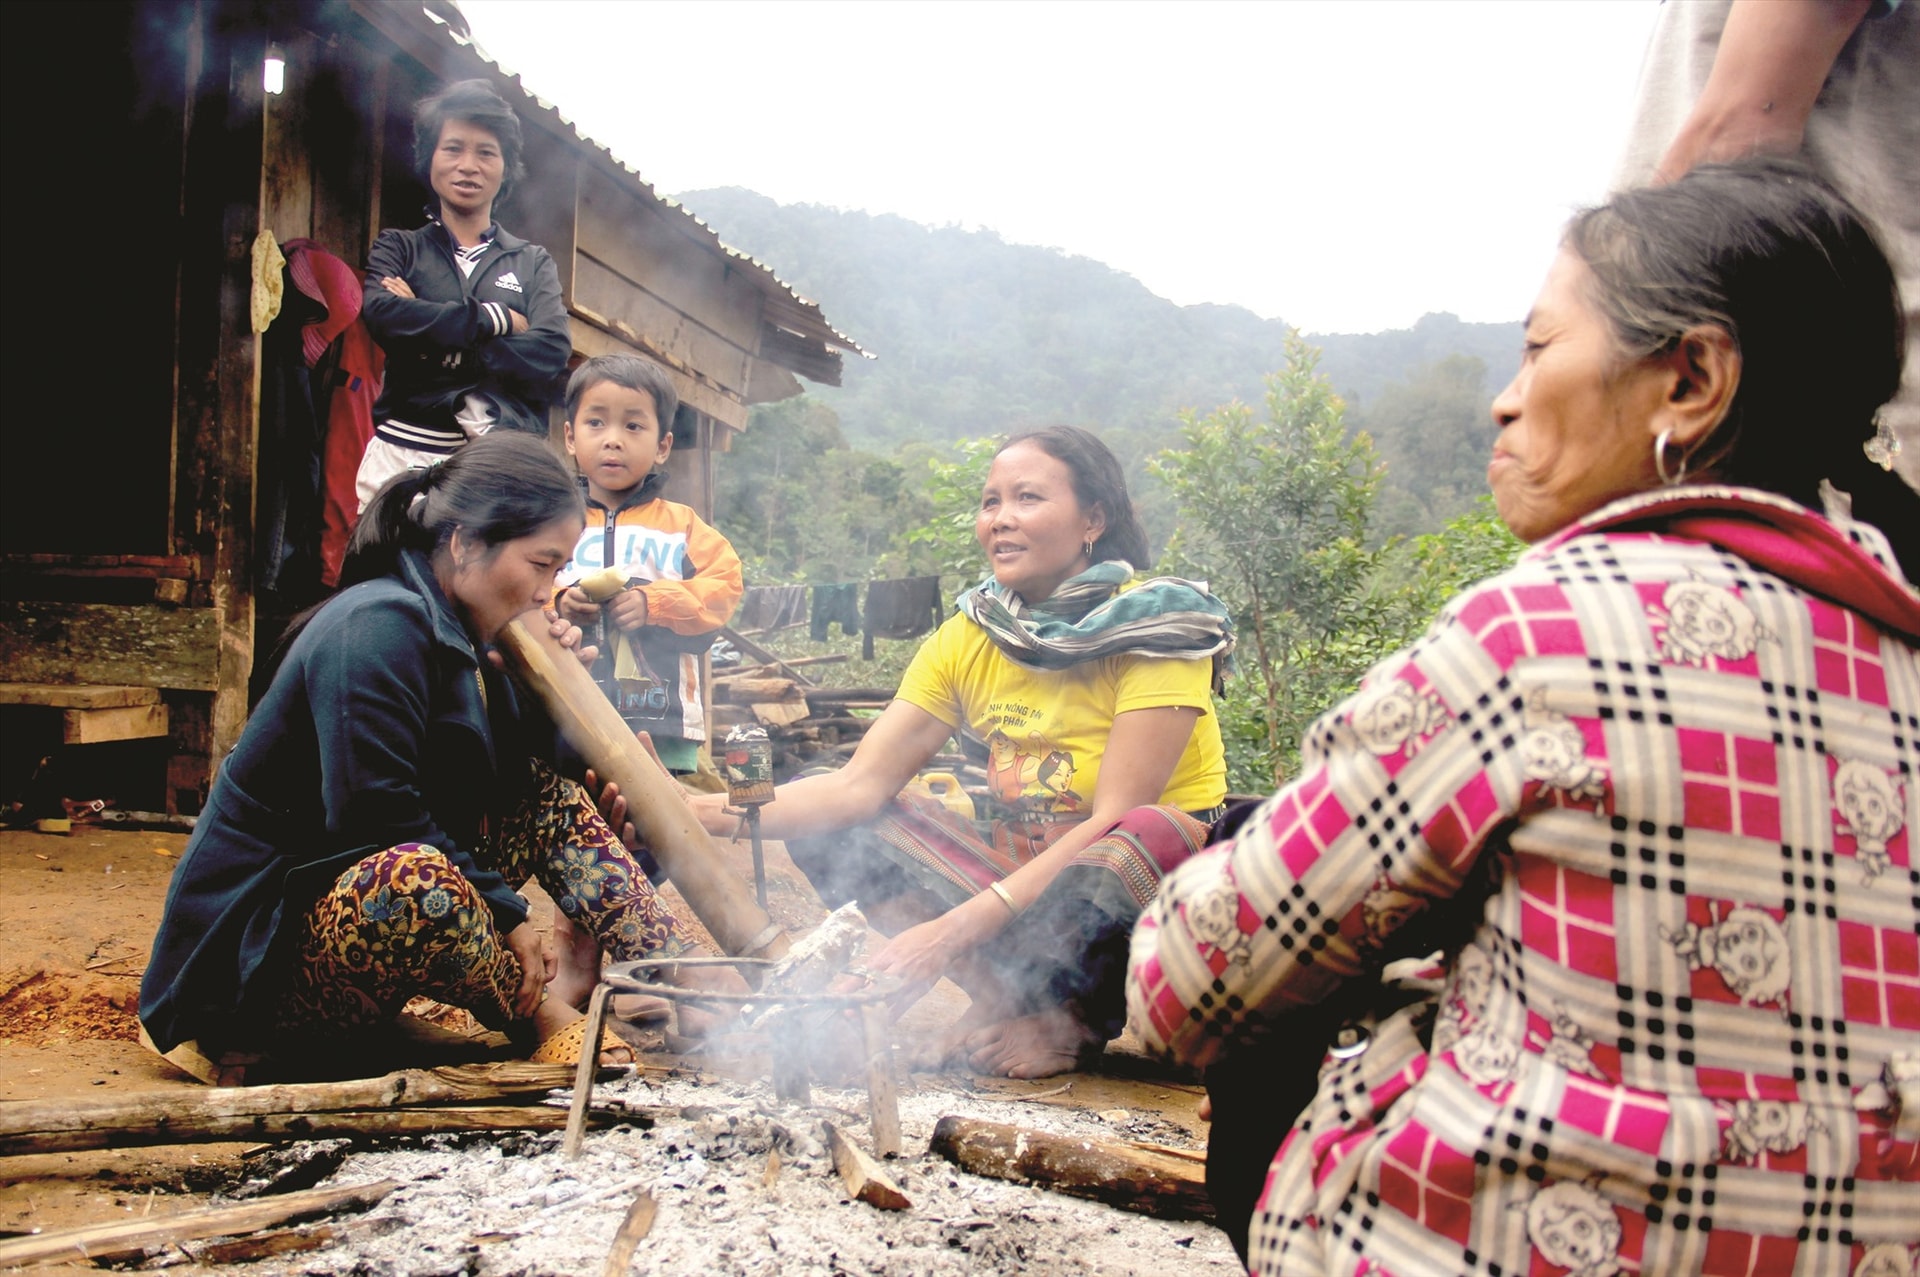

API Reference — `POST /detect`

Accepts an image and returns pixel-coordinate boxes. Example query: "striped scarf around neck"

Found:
[956,560,1235,680]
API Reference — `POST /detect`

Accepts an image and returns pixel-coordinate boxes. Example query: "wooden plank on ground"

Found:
[0,1179,399,1268]
[0,1063,597,1155]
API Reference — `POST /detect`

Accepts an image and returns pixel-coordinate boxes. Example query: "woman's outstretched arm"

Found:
[867,703,1201,987]
[686,698,957,840]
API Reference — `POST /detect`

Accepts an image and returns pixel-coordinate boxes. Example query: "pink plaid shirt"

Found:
[1129,487,1920,1276]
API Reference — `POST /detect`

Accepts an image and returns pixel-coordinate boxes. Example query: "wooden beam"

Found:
[572,255,753,396]
[0,602,220,691]
[574,166,764,353]
[0,683,162,709]
[63,703,169,745]
[567,321,748,433]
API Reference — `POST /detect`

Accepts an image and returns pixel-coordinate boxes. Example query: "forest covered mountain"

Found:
[680,186,1525,537]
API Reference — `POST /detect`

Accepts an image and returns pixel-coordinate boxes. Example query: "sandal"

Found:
[529,1015,633,1066]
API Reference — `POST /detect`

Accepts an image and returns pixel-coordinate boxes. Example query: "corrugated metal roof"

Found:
[414,2,872,368]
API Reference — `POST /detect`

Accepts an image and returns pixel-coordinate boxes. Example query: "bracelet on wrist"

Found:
[987,880,1021,917]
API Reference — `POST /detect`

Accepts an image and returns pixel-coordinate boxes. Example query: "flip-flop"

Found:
[529,1016,632,1066]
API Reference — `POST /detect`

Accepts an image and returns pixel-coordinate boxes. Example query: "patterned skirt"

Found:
[268,760,687,1041]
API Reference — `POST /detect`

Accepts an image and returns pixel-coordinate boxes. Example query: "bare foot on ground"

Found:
[961,1008,1102,1079]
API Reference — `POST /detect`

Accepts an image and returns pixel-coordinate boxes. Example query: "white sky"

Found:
[458,0,1658,335]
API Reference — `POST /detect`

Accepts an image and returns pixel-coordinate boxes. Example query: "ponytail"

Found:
[259,436,582,690]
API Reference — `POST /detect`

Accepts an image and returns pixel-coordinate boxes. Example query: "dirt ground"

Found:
[0,817,1227,1272]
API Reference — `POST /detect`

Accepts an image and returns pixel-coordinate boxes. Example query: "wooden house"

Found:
[0,0,862,814]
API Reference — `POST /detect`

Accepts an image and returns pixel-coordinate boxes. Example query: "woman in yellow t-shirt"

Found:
[689,426,1233,1077]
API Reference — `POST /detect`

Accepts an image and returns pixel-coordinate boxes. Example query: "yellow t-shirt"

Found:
[895,613,1226,817]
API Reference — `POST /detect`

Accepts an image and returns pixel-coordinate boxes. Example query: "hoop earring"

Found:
[1864,409,1902,472]
[1653,428,1688,487]
[1083,539,1095,559]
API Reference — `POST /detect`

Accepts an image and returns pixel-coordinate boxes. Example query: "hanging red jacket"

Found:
[282,239,384,587]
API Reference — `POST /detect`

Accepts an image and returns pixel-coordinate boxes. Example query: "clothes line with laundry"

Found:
[732,578,955,655]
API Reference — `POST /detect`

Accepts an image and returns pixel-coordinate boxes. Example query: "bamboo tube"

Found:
[495,614,788,962]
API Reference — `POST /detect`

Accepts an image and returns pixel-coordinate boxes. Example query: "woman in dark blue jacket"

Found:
[143,434,698,1077]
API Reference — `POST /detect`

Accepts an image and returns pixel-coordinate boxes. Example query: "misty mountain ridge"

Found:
[680,186,1520,533]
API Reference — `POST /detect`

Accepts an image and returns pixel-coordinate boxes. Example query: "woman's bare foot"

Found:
[665,960,751,1040]
[547,910,603,1010]
[960,1008,1102,1079]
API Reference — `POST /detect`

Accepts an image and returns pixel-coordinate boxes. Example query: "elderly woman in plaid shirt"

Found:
[1126,158,1920,1276]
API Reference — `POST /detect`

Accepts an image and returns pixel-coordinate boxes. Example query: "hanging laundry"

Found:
[861,576,945,658]
[736,584,808,633]
[811,582,862,642]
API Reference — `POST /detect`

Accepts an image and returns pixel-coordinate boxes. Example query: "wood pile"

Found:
[711,630,989,797]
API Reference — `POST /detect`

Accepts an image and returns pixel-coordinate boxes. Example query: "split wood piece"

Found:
[860,1002,902,1157]
[0,1063,597,1156]
[799,687,901,705]
[497,614,788,964]
[929,1116,1214,1221]
[600,1189,657,1277]
[718,652,847,675]
[0,1178,398,1268]
[564,982,615,1160]
[751,700,812,728]
[711,675,800,700]
[717,627,821,685]
[825,1122,911,1211]
[181,1214,400,1266]
[8,1105,630,1156]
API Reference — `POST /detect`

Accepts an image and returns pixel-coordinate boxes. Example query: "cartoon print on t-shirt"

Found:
[1853,1242,1917,1277]
[1349,677,1450,758]
[1719,1099,1821,1163]
[1524,1179,1625,1277]
[1832,758,1906,884]
[984,728,1081,812]
[1034,748,1084,810]
[1649,573,1774,666]
[1359,874,1427,952]
[1453,1023,1525,1086]
[1532,1001,1606,1079]
[1185,880,1254,968]
[1519,689,1607,810]
[1661,903,1791,1008]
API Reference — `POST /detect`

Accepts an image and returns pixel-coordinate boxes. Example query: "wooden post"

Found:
[564,981,615,1161]
[860,1002,901,1157]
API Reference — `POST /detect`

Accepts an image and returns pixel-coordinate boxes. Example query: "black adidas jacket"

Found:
[361,217,570,438]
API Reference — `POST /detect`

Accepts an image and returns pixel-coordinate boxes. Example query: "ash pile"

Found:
[240,1072,1234,1276]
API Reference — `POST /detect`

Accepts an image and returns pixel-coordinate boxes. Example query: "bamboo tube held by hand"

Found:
[496,613,788,962]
